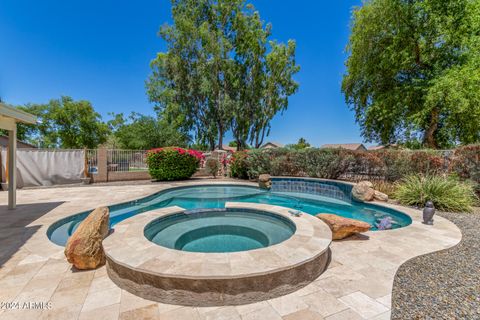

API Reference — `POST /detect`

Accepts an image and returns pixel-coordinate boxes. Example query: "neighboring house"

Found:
[221,145,237,153]
[0,135,36,149]
[368,144,399,151]
[320,143,367,151]
[260,141,284,149]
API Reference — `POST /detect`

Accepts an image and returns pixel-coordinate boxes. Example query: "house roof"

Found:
[0,135,36,148]
[368,145,385,151]
[261,141,284,148]
[221,145,237,152]
[320,143,366,151]
[368,144,399,151]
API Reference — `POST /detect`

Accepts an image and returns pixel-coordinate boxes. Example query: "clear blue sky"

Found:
[0,0,364,147]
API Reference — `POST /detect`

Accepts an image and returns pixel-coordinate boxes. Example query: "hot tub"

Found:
[103,203,332,306]
[144,209,296,253]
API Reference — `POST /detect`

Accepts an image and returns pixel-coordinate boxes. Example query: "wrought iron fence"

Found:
[86,149,98,174]
[107,149,148,172]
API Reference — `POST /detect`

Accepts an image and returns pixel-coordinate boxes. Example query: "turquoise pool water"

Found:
[48,184,412,246]
[144,208,295,253]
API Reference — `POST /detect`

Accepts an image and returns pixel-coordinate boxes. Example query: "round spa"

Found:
[144,209,295,253]
[103,203,332,306]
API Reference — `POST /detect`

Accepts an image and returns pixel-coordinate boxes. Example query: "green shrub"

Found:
[227,146,478,189]
[205,158,220,178]
[375,150,412,181]
[409,151,444,176]
[302,148,354,179]
[146,147,203,181]
[348,151,384,178]
[450,144,480,184]
[244,149,273,179]
[394,175,478,212]
[229,151,250,179]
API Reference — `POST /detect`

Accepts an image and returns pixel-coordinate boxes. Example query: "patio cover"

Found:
[0,103,37,209]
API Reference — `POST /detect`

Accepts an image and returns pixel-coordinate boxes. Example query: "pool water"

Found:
[144,209,295,253]
[48,185,412,246]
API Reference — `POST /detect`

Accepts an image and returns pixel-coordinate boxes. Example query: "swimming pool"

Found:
[48,184,412,246]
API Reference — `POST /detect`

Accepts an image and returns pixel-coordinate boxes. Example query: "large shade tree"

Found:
[147,0,299,150]
[342,0,480,149]
[107,112,191,150]
[13,97,109,148]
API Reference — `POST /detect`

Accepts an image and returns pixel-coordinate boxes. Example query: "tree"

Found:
[108,112,190,150]
[147,0,299,151]
[286,137,310,150]
[14,97,109,148]
[231,6,299,149]
[342,0,480,149]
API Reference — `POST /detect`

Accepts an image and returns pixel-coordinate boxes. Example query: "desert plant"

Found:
[146,147,203,181]
[372,180,397,197]
[394,175,478,212]
[206,158,220,178]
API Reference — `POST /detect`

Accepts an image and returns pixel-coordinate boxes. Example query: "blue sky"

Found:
[0,0,364,147]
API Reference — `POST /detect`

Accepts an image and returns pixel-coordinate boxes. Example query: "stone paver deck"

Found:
[0,180,461,320]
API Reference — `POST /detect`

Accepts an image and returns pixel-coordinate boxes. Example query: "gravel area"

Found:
[391,208,480,319]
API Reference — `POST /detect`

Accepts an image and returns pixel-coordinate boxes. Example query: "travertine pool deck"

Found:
[0,180,461,320]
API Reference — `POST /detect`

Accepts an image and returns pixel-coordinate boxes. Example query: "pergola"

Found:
[0,103,37,209]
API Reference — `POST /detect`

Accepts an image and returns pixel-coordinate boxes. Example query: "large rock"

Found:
[316,213,371,240]
[374,190,389,202]
[352,181,375,201]
[258,174,272,190]
[65,207,110,270]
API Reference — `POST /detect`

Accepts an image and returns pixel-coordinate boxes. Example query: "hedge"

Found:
[229,146,478,184]
[146,147,204,181]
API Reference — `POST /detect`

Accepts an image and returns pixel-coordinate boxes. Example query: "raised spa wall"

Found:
[271,177,353,203]
[103,203,332,307]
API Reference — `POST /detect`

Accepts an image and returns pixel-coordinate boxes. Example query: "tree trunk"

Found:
[423,108,439,149]
[209,139,215,151]
[217,124,223,150]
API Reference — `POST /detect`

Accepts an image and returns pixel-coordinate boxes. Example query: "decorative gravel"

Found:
[391,208,480,319]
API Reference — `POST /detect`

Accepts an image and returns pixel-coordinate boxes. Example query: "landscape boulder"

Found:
[258,174,272,190]
[64,206,110,270]
[351,181,375,201]
[316,213,371,240]
[373,190,389,202]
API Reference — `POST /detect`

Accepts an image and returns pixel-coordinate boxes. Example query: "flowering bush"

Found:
[146,147,204,181]
[229,151,250,179]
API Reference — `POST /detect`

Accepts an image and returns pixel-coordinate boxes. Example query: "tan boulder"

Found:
[258,174,272,190]
[374,190,389,202]
[352,181,375,201]
[316,213,371,240]
[65,207,110,270]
